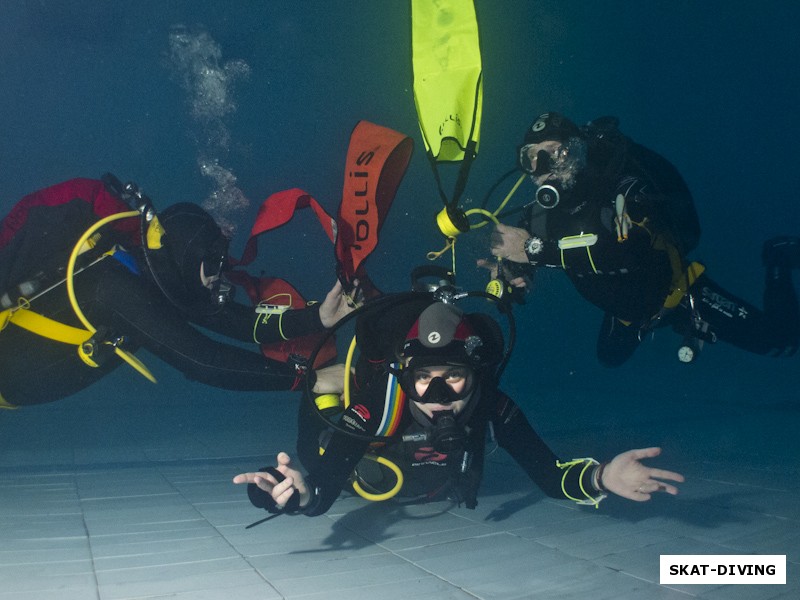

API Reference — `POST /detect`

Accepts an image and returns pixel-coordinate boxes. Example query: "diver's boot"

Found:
[762,236,800,270]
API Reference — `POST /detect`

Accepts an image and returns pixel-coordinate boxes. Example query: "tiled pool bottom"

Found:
[1,374,797,599]
[1,452,797,598]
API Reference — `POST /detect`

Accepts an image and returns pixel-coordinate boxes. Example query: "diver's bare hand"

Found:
[490,223,529,263]
[319,279,361,328]
[601,447,685,502]
[233,452,310,508]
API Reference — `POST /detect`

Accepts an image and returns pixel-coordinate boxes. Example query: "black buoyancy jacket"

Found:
[522,155,676,324]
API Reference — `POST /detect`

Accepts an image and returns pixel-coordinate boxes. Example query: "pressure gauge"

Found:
[677,345,695,363]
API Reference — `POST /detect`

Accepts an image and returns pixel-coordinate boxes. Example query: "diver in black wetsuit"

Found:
[234,297,684,516]
[0,178,350,407]
[488,112,800,366]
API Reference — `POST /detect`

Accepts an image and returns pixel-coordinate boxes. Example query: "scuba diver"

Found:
[233,296,683,516]
[0,177,352,408]
[487,112,800,366]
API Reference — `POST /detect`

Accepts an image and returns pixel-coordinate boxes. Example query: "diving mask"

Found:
[518,143,569,176]
[400,367,475,405]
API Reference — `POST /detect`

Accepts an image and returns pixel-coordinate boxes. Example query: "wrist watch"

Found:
[524,236,543,257]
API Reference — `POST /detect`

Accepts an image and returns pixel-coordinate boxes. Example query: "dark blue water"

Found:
[2,1,798,459]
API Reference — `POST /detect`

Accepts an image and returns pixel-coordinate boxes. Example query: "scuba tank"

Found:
[0,272,47,309]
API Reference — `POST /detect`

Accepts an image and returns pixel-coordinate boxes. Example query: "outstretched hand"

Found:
[319,279,362,328]
[601,447,684,502]
[233,452,310,509]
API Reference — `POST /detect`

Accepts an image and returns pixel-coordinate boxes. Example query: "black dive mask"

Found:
[400,371,473,405]
[519,144,571,177]
[519,145,555,176]
[417,376,461,404]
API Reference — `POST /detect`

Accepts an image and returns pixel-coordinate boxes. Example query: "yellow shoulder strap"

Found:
[663,261,705,309]
[412,0,483,162]
[1,308,91,409]
[4,306,157,383]
[6,306,92,345]
[653,234,705,309]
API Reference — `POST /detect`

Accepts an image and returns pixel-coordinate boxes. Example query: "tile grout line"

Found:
[154,462,287,599]
[329,509,486,599]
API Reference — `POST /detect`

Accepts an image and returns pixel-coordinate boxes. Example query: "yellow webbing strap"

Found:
[664,260,705,310]
[3,304,156,383]
[0,306,92,409]
[4,305,92,345]
[113,347,157,383]
[653,234,705,310]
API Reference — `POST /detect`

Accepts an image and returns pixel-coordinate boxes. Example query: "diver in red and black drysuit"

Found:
[0,177,349,407]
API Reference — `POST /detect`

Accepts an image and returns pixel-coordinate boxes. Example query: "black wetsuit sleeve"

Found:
[193,301,325,344]
[252,304,326,343]
[526,215,656,275]
[92,262,299,391]
[293,348,396,516]
[523,237,562,268]
[491,390,597,500]
[295,393,372,516]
